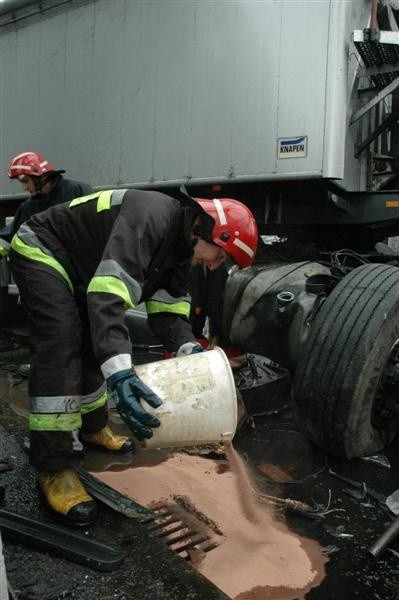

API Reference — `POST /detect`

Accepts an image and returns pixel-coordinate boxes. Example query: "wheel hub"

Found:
[373,341,399,426]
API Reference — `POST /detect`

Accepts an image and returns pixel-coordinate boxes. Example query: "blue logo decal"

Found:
[280,136,306,146]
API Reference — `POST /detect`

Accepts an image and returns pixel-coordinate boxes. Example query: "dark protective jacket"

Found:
[9,176,93,239]
[11,189,199,378]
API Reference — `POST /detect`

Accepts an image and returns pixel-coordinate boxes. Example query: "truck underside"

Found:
[2,176,399,461]
[3,0,399,462]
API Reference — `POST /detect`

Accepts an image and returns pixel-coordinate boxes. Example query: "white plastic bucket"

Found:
[134,347,237,449]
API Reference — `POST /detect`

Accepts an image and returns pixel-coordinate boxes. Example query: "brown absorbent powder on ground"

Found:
[95,446,327,599]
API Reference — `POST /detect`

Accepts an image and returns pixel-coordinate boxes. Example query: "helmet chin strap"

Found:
[192,213,215,244]
[33,173,54,193]
[31,176,43,193]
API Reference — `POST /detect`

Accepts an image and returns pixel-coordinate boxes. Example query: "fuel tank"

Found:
[223,261,335,371]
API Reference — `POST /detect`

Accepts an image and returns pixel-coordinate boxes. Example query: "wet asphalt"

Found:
[1,345,399,599]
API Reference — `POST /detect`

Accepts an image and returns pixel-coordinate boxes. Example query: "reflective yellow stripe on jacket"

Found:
[146,289,191,318]
[146,299,191,317]
[87,257,141,309]
[69,189,127,212]
[11,233,73,292]
[87,276,135,309]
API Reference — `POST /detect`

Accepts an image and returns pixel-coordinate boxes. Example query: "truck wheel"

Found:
[293,263,399,458]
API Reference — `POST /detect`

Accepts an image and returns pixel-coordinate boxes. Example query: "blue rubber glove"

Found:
[176,342,204,356]
[107,369,162,440]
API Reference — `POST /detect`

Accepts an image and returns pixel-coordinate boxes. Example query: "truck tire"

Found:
[293,263,399,458]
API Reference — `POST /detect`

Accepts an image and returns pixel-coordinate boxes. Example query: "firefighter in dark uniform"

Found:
[9,189,258,527]
[6,151,94,241]
[0,151,94,343]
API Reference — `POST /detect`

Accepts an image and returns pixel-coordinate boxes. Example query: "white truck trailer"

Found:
[2,0,399,458]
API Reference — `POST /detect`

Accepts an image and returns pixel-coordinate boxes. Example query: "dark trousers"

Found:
[10,251,107,471]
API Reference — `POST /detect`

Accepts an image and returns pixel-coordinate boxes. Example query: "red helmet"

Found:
[195,198,258,268]
[7,151,57,179]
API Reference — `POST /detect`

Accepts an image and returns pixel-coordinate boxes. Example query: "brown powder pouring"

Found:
[223,443,267,525]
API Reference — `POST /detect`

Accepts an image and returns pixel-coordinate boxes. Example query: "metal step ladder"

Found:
[354,29,399,88]
[351,29,399,175]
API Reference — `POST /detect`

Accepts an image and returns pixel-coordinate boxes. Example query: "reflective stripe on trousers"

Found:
[9,249,109,471]
[29,384,108,431]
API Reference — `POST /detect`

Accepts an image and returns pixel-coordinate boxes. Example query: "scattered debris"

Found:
[253,490,318,517]
[234,353,291,417]
[251,487,344,520]
[321,545,340,555]
[360,502,376,509]
[360,454,391,470]
[343,483,367,501]
[328,469,392,512]
[368,515,399,560]
[324,525,354,540]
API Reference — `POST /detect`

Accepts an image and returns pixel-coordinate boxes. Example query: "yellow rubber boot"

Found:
[37,468,97,527]
[82,424,134,454]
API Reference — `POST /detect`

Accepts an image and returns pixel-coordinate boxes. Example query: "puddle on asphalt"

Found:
[250,429,327,486]
[4,369,328,599]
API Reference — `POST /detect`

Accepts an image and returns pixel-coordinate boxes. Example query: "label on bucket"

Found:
[135,349,238,449]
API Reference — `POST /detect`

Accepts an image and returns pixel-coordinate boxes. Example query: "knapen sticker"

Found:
[277,135,308,158]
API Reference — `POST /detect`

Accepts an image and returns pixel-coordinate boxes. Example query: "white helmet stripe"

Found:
[213,198,227,226]
[11,165,31,172]
[39,160,48,167]
[12,152,30,161]
[233,237,254,258]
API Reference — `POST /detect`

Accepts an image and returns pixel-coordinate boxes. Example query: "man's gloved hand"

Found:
[107,369,162,440]
[176,342,204,356]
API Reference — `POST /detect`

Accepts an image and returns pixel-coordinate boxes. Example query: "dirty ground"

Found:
[1,345,399,599]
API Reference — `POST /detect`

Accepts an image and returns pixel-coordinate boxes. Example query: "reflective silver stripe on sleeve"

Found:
[95,259,142,305]
[0,239,10,251]
[111,189,128,207]
[148,289,191,304]
[17,223,54,255]
[30,395,81,413]
[101,354,132,379]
